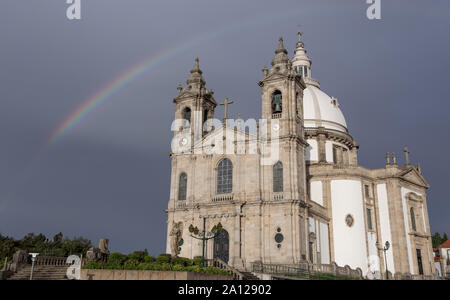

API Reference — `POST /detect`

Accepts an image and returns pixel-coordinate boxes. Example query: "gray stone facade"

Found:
[165,33,436,278]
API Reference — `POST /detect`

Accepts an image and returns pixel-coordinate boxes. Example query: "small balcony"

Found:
[212,194,234,203]
[273,193,284,201]
[272,113,282,119]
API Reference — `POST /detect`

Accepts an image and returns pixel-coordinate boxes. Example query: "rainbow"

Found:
[48,10,308,145]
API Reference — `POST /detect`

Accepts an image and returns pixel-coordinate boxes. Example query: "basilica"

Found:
[165,32,435,278]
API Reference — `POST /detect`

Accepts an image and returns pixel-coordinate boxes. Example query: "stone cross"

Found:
[219,98,234,120]
[404,146,410,165]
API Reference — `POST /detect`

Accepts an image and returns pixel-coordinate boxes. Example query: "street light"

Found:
[189,222,223,267]
[376,241,390,280]
[29,253,39,280]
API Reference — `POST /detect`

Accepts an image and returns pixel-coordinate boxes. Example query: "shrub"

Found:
[192,256,203,266]
[83,261,103,269]
[171,257,191,266]
[156,254,171,264]
[172,264,185,271]
[143,256,155,263]
[127,250,149,262]
[107,252,125,268]
[124,259,139,268]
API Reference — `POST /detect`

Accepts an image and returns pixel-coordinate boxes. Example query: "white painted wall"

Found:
[325,141,349,163]
[325,142,333,163]
[320,222,330,264]
[376,184,395,274]
[306,139,318,161]
[310,181,323,206]
[331,180,368,273]
[401,187,421,274]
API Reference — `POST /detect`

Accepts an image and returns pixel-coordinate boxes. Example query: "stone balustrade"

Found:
[212,194,234,203]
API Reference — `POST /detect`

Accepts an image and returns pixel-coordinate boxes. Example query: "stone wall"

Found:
[80,269,232,280]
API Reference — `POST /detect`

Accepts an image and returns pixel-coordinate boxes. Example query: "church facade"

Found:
[165,32,435,278]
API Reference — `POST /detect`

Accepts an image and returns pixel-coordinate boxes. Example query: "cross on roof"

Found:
[219,98,234,120]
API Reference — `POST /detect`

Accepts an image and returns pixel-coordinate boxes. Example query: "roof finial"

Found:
[275,37,288,54]
[186,57,205,87]
[278,37,285,50]
[392,152,397,165]
[192,57,201,73]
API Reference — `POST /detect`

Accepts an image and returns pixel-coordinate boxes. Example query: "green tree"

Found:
[432,232,442,248]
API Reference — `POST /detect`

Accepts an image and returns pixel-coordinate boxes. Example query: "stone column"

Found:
[317,128,327,163]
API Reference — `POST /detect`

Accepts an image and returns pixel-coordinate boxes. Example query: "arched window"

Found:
[217,159,233,194]
[203,109,208,125]
[410,207,416,231]
[273,161,283,193]
[272,90,282,113]
[183,107,191,127]
[178,173,187,200]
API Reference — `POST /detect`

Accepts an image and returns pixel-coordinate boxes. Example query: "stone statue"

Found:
[86,238,110,262]
[170,222,183,257]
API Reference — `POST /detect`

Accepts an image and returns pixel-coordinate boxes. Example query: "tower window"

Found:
[183,107,191,127]
[178,173,187,200]
[203,109,208,127]
[410,207,417,231]
[217,159,233,194]
[366,208,373,230]
[273,161,283,193]
[304,67,308,78]
[272,91,282,114]
[364,185,370,198]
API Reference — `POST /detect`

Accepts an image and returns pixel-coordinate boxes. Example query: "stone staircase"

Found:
[7,265,69,280]
[240,271,260,280]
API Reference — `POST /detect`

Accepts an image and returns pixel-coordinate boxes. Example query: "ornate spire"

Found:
[292,30,311,72]
[186,57,206,87]
[297,31,304,47]
[271,37,290,67]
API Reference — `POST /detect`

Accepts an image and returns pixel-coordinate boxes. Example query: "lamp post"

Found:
[376,241,390,280]
[29,253,39,280]
[189,222,223,267]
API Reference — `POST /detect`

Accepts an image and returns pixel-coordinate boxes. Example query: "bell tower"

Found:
[259,37,306,140]
[258,37,309,263]
[173,58,217,144]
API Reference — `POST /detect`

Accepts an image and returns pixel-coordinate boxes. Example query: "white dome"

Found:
[303,85,348,132]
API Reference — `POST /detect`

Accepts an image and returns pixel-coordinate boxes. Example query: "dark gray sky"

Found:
[1,0,449,255]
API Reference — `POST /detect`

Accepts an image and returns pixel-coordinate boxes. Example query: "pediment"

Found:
[399,167,429,189]
[173,91,216,105]
[259,73,288,85]
[192,125,257,153]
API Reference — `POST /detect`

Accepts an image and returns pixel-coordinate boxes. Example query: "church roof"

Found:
[439,239,450,249]
[303,85,348,133]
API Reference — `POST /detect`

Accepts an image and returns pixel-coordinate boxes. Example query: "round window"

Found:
[275,233,284,243]
[345,214,354,227]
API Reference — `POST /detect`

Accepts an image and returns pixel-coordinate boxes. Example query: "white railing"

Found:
[177,202,187,209]
[273,193,283,200]
[272,113,282,119]
[212,194,233,202]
